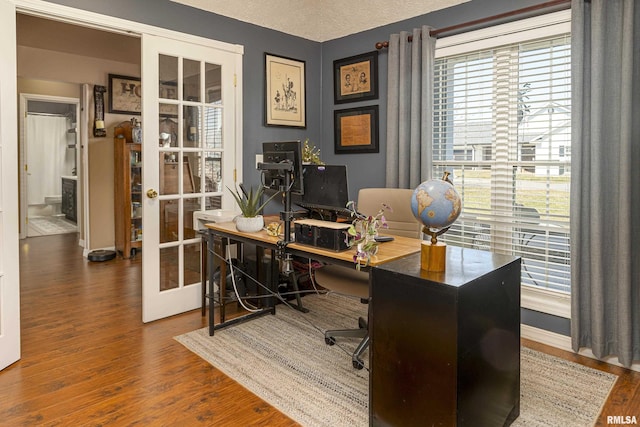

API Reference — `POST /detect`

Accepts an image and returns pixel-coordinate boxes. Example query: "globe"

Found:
[411,173,462,243]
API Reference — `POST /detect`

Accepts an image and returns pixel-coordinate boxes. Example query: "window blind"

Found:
[433,34,571,294]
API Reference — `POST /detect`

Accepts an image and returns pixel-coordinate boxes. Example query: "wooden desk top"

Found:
[205,221,422,267]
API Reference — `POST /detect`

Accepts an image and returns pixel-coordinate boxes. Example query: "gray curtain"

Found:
[571,0,640,368]
[385,26,436,189]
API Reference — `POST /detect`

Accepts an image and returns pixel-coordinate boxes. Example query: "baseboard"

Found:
[521,324,640,372]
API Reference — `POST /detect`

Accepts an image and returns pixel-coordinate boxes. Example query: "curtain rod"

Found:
[374,0,571,49]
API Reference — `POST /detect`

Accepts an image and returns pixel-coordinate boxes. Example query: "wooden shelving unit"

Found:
[114,136,142,258]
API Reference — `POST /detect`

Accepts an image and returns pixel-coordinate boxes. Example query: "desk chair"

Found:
[314,188,421,369]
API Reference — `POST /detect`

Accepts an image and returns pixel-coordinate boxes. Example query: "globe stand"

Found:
[421,227,448,272]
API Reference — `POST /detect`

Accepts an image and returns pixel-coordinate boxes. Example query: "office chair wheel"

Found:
[325,336,336,346]
[358,317,367,329]
[352,358,364,370]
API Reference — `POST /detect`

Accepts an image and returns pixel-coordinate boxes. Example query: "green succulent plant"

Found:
[228,184,278,217]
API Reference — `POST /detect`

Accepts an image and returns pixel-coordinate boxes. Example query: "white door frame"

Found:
[0,0,21,371]
[13,0,244,314]
[19,93,81,241]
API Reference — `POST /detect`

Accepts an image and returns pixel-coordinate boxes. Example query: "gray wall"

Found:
[42,0,571,336]
[318,0,568,195]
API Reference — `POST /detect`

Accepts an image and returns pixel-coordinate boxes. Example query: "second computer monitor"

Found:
[262,141,304,195]
[300,164,349,211]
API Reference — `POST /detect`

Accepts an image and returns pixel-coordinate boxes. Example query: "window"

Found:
[432,11,572,316]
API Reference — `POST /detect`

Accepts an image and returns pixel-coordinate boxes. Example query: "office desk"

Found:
[205,223,521,425]
[204,220,422,335]
[370,248,521,426]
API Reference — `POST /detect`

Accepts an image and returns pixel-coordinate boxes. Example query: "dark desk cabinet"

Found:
[370,247,521,427]
[61,177,77,223]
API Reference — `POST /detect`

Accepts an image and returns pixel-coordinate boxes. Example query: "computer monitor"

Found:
[261,141,304,195]
[299,164,349,213]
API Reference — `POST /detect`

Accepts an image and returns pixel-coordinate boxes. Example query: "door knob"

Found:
[146,189,158,199]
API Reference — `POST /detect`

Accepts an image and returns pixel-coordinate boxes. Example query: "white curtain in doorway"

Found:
[26,114,72,205]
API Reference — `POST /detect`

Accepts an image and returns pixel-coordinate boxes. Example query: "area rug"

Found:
[28,216,77,236]
[175,294,617,427]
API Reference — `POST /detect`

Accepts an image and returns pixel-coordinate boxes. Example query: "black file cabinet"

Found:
[370,247,521,427]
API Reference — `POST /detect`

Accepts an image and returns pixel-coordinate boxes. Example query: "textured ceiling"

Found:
[171,0,470,42]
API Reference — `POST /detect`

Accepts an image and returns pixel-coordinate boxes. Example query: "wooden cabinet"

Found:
[61,177,77,222]
[370,247,521,427]
[114,137,142,258]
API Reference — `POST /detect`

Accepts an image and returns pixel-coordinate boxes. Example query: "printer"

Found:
[193,209,239,231]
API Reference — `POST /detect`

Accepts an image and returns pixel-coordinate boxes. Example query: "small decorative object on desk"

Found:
[345,200,389,270]
[228,184,279,233]
[302,139,324,165]
[265,221,282,237]
[411,171,462,272]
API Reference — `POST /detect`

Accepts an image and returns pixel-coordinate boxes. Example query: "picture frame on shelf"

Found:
[264,53,306,128]
[333,51,378,104]
[334,105,379,154]
[108,74,141,115]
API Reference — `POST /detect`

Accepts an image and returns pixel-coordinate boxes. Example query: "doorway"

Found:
[14,3,240,324]
[16,12,142,250]
[21,96,80,237]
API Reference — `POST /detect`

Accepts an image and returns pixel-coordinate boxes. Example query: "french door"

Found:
[0,0,21,370]
[141,34,242,322]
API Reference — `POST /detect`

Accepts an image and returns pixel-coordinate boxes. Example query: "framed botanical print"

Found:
[265,53,306,128]
[334,105,379,154]
[333,51,378,104]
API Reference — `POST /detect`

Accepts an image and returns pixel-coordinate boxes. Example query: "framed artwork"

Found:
[334,105,379,154]
[265,53,306,128]
[333,51,378,104]
[108,74,141,115]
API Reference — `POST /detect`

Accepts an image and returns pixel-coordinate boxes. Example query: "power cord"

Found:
[208,239,371,372]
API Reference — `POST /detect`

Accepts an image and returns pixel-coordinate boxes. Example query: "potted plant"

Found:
[302,139,324,165]
[228,184,278,232]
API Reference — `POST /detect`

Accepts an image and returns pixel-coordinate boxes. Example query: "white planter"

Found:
[235,215,264,233]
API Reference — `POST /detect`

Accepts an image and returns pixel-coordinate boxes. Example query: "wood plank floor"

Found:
[1,233,638,426]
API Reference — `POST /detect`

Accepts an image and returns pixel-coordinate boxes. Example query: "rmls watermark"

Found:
[607,415,638,425]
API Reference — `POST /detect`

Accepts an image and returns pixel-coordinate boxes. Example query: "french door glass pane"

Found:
[160,199,179,243]
[160,246,179,290]
[205,195,222,210]
[205,151,222,192]
[160,153,179,195]
[184,242,202,287]
[205,63,222,104]
[183,155,196,194]
[183,197,199,240]
[204,107,222,149]
[159,55,178,100]
[159,112,178,147]
[183,59,201,102]
[183,105,200,148]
